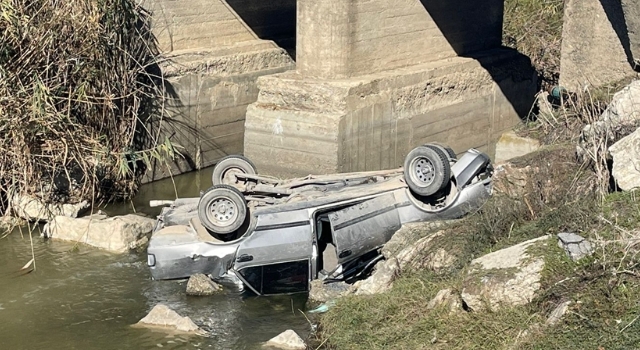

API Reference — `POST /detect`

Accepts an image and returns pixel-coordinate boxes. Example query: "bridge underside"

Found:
[138,0,296,181]
[244,0,536,176]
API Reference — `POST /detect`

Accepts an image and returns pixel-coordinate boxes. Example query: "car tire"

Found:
[198,185,248,235]
[424,143,456,161]
[404,146,451,197]
[212,155,257,186]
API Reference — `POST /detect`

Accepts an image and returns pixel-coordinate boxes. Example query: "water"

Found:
[0,169,312,350]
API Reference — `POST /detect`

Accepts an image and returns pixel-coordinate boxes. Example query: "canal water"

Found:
[0,169,312,350]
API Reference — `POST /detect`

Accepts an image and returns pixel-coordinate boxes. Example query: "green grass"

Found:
[313,151,640,349]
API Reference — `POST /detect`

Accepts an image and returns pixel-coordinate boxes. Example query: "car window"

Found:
[238,266,262,294]
[262,260,309,295]
[239,260,309,295]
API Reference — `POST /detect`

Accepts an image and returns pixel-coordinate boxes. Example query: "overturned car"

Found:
[146,144,493,295]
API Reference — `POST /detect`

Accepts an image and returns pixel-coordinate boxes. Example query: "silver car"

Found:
[146,144,493,296]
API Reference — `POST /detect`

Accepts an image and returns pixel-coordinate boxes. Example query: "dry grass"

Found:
[0,0,175,214]
[503,0,564,90]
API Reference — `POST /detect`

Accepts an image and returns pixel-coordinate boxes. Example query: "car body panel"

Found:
[328,193,401,264]
[147,148,494,294]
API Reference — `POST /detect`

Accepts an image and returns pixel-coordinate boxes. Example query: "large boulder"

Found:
[263,329,306,350]
[393,230,455,273]
[186,274,222,296]
[461,236,550,311]
[578,80,640,160]
[135,304,202,334]
[609,127,640,190]
[42,214,154,253]
[11,194,88,222]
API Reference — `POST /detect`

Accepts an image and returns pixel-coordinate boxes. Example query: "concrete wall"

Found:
[245,49,536,177]
[622,0,640,68]
[297,0,503,79]
[560,0,636,90]
[141,0,296,53]
[138,0,295,181]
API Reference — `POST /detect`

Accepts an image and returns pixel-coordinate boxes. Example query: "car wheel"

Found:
[404,146,451,197]
[424,143,456,161]
[198,185,248,235]
[212,155,257,186]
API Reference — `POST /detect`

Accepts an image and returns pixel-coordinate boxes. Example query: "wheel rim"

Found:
[410,157,436,186]
[205,196,239,228]
[220,167,244,185]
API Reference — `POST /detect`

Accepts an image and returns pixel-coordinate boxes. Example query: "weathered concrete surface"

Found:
[622,0,640,67]
[494,131,541,164]
[138,0,295,181]
[560,0,636,91]
[245,49,536,176]
[297,0,503,79]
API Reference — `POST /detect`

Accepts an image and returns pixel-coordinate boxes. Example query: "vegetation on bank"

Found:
[315,145,640,349]
[315,2,640,348]
[503,0,564,90]
[0,0,174,215]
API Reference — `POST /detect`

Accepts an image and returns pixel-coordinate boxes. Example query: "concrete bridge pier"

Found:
[244,0,537,177]
[140,0,295,181]
[560,0,640,90]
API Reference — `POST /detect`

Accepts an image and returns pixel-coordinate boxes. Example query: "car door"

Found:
[232,209,313,296]
[328,192,401,264]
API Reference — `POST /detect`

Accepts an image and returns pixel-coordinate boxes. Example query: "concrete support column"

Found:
[296,0,351,79]
[622,0,640,67]
[560,0,636,90]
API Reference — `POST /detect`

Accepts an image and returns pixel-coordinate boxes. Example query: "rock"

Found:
[186,274,222,296]
[382,221,446,259]
[578,81,640,160]
[354,258,400,295]
[11,194,88,222]
[0,215,21,232]
[394,230,455,273]
[309,280,351,304]
[263,329,306,350]
[536,91,554,117]
[136,304,201,334]
[491,162,532,198]
[461,236,550,311]
[609,127,640,191]
[557,232,593,261]
[427,289,461,312]
[546,300,572,326]
[42,214,155,253]
[494,131,541,165]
